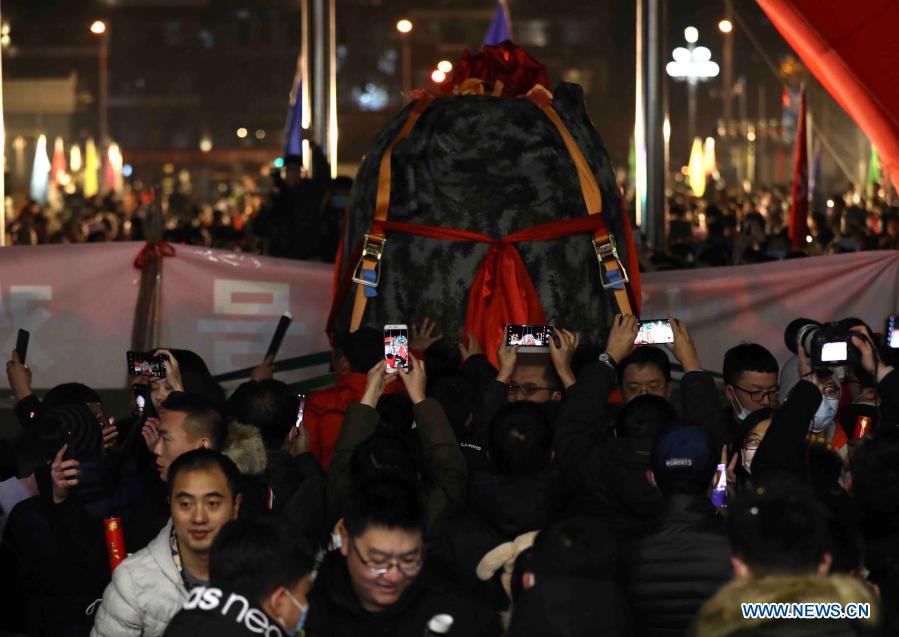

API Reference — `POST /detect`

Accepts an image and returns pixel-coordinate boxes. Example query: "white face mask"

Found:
[729,390,751,422]
[811,397,839,433]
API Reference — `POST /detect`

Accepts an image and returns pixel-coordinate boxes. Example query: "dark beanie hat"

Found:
[37,403,103,461]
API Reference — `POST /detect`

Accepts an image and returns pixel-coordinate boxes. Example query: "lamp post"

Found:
[396,19,413,98]
[666,27,719,154]
[90,20,109,144]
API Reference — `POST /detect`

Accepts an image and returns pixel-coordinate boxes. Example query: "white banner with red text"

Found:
[0,245,896,390]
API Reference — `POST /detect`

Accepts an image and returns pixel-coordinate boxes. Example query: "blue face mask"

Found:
[282,590,307,637]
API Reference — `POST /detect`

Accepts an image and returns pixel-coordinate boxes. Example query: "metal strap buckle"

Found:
[352,234,386,288]
[593,234,630,289]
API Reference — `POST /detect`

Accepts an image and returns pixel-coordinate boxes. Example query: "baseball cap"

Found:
[651,425,715,479]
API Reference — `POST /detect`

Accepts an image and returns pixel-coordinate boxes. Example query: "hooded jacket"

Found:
[691,574,880,637]
[163,586,288,637]
[91,520,188,637]
[304,551,501,637]
[223,421,327,544]
[620,493,734,637]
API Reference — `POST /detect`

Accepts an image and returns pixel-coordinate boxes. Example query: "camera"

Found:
[784,318,856,369]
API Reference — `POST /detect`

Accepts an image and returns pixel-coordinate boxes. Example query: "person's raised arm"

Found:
[549,328,580,390]
[667,317,727,447]
[399,353,467,536]
[326,361,397,512]
[850,325,898,422]
[752,347,821,478]
[554,315,637,488]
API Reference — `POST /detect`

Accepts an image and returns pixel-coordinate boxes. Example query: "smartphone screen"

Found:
[505,325,555,353]
[127,351,167,378]
[888,315,899,349]
[821,341,849,363]
[132,383,157,419]
[295,393,306,429]
[635,319,674,346]
[384,325,409,374]
[711,462,727,508]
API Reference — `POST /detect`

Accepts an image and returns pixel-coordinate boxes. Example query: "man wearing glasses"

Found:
[722,343,782,423]
[305,475,501,636]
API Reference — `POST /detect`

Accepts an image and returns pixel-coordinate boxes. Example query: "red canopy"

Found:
[757,0,899,188]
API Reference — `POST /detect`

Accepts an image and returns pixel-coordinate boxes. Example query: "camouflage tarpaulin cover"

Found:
[331,80,640,358]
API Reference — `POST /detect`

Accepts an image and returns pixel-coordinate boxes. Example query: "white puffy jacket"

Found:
[90,520,188,637]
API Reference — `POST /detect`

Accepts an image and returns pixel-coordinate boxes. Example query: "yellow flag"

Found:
[688,137,705,197]
[84,138,99,197]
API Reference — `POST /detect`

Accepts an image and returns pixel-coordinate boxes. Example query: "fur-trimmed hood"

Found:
[222,421,267,476]
[692,574,880,637]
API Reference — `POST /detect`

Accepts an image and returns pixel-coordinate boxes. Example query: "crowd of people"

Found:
[629,182,899,272]
[0,308,898,637]
[8,158,899,275]
[5,151,349,263]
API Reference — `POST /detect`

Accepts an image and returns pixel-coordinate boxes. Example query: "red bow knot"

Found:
[133,241,176,270]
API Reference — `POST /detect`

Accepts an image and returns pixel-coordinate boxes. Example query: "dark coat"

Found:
[508,575,630,637]
[553,362,662,537]
[327,400,467,541]
[619,494,734,637]
[305,552,501,637]
[264,449,327,546]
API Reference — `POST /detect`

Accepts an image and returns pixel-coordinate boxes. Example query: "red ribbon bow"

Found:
[370,215,605,366]
[133,240,176,270]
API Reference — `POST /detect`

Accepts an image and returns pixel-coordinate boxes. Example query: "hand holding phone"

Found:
[505,324,555,353]
[635,319,674,346]
[127,351,167,378]
[887,315,899,349]
[15,329,30,365]
[384,325,410,374]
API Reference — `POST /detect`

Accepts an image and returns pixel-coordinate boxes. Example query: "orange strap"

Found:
[349,96,433,332]
[538,103,634,316]
[349,92,634,332]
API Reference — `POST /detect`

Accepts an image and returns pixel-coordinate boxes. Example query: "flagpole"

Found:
[327,0,337,179]
[301,0,312,172]
[0,0,6,247]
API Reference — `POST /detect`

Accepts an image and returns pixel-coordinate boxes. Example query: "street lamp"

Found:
[718,19,733,34]
[396,19,413,98]
[666,29,719,150]
[90,20,109,143]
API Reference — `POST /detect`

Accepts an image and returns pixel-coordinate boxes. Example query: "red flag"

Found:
[788,88,809,250]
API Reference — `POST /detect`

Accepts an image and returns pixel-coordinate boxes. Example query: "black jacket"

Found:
[508,575,630,637]
[164,586,287,637]
[438,443,566,604]
[305,551,501,637]
[878,368,899,427]
[619,494,734,637]
[264,449,327,546]
[750,380,821,483]
[553,361,663,537]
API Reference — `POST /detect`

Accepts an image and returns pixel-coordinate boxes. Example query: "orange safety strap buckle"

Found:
[351,234,387,288]
[593,234,629,290]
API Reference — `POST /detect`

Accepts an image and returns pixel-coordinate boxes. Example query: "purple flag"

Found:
[483,0,512,46]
